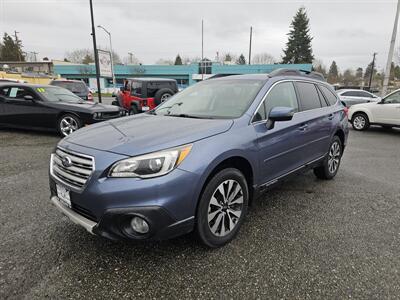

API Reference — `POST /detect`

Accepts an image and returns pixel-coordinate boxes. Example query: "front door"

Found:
[1,86,42,128]
[253,81,307,184]
[372,91,400,125]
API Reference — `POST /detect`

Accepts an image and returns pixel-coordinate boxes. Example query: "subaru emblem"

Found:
[61,156,72,168]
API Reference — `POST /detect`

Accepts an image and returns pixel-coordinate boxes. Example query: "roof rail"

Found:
[268,68,326,81]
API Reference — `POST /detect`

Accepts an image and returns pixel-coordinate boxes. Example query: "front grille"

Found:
[102,111,120,119]
[51,147,94,190]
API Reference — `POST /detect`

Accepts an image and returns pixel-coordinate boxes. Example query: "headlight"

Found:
[93,112,102,119]
[109,144,192,178]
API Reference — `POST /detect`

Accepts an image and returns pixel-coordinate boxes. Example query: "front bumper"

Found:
[50,195,195,241]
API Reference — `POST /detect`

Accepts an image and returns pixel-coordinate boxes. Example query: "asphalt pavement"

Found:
[0,126,399,299]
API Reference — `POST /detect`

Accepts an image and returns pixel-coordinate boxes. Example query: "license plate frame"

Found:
[56,184,71,208]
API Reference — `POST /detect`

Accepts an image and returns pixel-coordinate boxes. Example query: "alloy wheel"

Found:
[353,115,366,130]
[207,179,244,237]
[328,141,341,174]
[60,116,78,136]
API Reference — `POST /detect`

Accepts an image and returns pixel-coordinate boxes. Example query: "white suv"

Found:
[337,89,380,107]
[348,89,400,131]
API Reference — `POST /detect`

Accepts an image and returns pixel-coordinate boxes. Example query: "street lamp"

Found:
[97,25,116,86]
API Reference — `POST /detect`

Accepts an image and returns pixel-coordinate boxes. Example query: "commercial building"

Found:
[53,61,312,90]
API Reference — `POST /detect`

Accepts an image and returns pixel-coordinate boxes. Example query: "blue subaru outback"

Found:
[49,69,349,248]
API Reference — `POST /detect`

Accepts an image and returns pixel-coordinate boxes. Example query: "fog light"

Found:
[130,216,149,234]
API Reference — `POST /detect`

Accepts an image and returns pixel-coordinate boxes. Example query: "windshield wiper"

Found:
[166,113,210,119]
[147,110,157,115]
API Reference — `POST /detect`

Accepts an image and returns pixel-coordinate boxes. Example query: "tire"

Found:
[154,88,174,106]
[314,136,343,180]
[351,112,370,131]
[129,105,139,115]
[196,168,249,248]
[58,113,81,137]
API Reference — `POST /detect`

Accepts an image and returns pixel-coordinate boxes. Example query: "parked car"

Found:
[337,89,380,107]
[348,88,400,131]
[116,78,178,114]
[0,83,124,136]
[49,69,348,247]
[50,79,93,101]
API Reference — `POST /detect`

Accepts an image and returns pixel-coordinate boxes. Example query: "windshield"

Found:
[51,81,87,93]
[154,79,264,119]
[38,86,85,103]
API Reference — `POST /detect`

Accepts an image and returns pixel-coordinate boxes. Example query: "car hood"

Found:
[62,114,234,156]
[47,101,120,112]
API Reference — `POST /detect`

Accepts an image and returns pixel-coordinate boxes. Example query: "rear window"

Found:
[296,82,321,111]
[51,81,87,93]
[319,85,338,106]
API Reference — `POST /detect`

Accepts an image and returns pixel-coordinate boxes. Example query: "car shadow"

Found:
[0,127,61,138]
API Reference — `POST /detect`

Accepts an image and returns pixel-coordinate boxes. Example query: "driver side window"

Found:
[253,82,298,122]
[384,91,400,104]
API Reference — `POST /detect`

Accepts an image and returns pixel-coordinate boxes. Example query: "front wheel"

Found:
[196,168,249,248]
[314,136,343,180]
[351,113,370,131]
[58,114,81,137]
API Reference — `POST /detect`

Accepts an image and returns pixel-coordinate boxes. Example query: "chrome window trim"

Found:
[250,79,337,125]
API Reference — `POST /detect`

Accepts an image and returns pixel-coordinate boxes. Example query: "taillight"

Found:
[343,106,349,117]
[88,92,93,101]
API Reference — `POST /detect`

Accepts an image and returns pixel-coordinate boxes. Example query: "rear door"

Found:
[294,81,332,162]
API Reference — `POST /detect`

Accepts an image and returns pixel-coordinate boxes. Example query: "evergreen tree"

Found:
[394,65,400,79]
[174,54,183,65]
[236,54,246,65]
[355,67,363,85]
[327,61,339,83]
[224,53,232,62]
[282,7,314,64]
[82,54,94,64]
[0,33,25,61]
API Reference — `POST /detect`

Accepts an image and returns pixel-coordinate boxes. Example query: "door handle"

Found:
[328,113,334,120]
[298,124,308,131]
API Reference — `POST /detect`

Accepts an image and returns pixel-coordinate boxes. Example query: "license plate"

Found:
[56,184,71,208]
[142,106,150,111]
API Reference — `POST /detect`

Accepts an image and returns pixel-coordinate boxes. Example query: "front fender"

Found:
[349,107,374,123]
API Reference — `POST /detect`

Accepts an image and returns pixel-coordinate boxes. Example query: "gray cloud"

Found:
[0,0,399,70]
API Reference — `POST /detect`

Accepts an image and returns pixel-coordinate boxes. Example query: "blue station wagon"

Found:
[49,69,349,248]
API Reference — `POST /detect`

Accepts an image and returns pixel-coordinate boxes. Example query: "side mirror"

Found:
[266,106,295,130]
[24,95,34,101]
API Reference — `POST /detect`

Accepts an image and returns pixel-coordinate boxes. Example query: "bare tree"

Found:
[65,49,93,64]
[155,58,174,65]
[123,53,141,65]
[252,53,276,64]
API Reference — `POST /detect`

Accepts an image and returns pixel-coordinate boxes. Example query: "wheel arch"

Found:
[197,155,255,209]
[350,108,374,123]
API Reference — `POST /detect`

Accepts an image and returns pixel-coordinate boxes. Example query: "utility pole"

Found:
[89,0,102,103]
[368,52,377,90]
[249,26,253,65]
[382,0,400,96]
[13,31,22,61]
[128,52,133,64]
[201,19,204,80]
[30,51,38,62]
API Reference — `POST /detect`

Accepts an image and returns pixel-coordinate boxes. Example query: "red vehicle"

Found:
[116,78,178,114]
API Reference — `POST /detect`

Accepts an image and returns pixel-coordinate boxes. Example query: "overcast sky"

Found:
[1,0,399,71]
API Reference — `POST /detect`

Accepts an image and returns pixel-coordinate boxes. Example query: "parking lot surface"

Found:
[1,126,400,299]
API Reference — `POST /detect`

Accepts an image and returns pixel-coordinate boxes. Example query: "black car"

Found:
[0,83,124,136]
[49,79,93,101]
